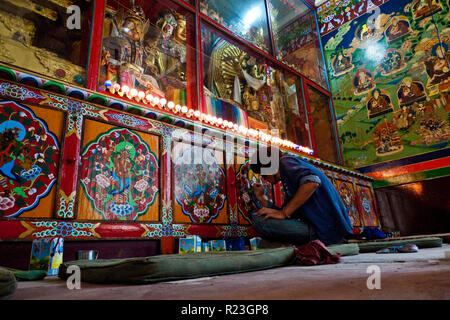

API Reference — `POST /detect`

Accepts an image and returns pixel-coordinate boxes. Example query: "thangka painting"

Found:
[173,144,226,224]
[321,0,450,168]
[356,184,380,227]
[235,160,274,224]
[335,179,362,227]
[0,101,60,218]
[79,120,159,221]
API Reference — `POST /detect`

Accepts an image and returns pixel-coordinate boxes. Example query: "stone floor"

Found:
[10,244,450,300]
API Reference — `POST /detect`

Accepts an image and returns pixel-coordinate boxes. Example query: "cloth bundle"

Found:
[294,240,342,266]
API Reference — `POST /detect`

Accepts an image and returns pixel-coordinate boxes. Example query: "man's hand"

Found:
[252,183,265,200]
[252,183,269,207]
[256,207,286,220]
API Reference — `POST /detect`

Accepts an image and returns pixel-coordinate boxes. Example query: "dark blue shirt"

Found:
[271,155,353,245]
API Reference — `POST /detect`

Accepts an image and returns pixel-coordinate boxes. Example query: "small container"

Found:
[77,250,98,260]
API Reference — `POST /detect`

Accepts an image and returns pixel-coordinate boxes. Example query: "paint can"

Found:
[77,250,98,260]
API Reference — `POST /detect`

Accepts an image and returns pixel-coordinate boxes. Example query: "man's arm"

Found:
[281,182,319,218]
[256,182,319,220]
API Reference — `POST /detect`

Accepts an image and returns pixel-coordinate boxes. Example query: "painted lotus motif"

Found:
[173,145,226,223]
[80,127,159,221]
[0,101,60,217]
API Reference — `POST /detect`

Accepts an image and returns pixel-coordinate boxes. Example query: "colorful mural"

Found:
[173,144,226,223]
[322,0,450,168]
[0,101,60,217]
[80,126,159,221]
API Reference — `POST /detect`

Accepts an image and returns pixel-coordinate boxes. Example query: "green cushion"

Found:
[5,268,47,281]
[0,267,17,300]
[59,247,296,285]
[357,237,442,253]
[328,243,360,256]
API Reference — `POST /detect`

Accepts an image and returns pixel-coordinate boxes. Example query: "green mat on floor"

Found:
[59,243,360,285]
[5,268,48,281]
[59,247,297,285]
[356,237,442,253]
[328,243,360,256]
[0,267,17,300]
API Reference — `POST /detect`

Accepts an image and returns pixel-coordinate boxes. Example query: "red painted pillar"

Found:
[56,114,82,219]
[86,0,106,91]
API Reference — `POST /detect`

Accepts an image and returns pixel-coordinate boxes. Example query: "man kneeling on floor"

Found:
[249,145,353,247]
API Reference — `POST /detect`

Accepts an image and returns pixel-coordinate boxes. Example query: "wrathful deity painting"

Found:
[322,0,450,168]
[356,185,380,228]
[335,180,361,227]
[235,160,274,224]
[0,101,60,217]
[99,1,189,105]
[173,144,226,224]
[80,125,159,221]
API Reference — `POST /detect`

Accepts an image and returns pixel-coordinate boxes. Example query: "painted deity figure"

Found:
[380,49,405,76]
[412,0,442,19]
[416,115,450,145]
[367,89,394,119]
[359,24,375,41]
[397,78,426,106]
[353,69,375,95]
[332,51,354,77]
[338,183,359,227]
[385,17,411,42]
[424,43,450,87]
[374,123,403,156]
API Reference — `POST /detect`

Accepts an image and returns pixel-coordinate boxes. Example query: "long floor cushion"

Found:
[0,267,17,300]
[59,247,296,285]
[357,237,442,253]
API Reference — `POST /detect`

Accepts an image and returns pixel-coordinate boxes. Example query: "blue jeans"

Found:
[250,212,317,246]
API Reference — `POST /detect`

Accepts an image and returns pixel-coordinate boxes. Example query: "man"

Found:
[249,146,353,246]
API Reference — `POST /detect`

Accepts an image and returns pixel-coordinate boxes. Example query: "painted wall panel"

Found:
[0,101,63,218]
[77,119,160,222]
[172,140,228,224]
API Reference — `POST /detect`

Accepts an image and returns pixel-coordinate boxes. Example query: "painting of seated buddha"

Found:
[331,51,354,77]
[424,43,450,87]
[385,16,412,43]
[353,69,376,96]
[397,78,427,107]
[367,89,394,119]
